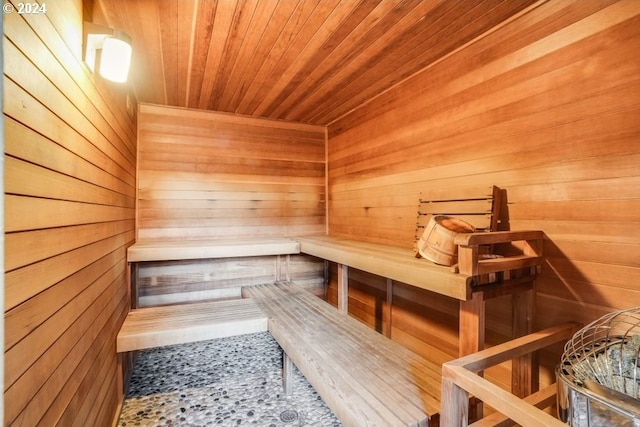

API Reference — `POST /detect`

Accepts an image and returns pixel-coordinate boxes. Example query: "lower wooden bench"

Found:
[116,298,268,353]
[243,281,441,427]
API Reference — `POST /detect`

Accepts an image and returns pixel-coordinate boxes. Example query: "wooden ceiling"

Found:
[96,0,536,126]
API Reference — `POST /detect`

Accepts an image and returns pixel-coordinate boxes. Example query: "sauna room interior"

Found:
[3,0,640,426]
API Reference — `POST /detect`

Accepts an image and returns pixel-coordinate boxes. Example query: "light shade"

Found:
[84,23,132,83]
[99,36,132,83]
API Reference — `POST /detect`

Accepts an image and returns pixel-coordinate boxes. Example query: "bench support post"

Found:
[459,291,485,420]
[385,279,393,338]
[285,254,291,281]
[512,285,537,397]
[283,352,294,397]
[337,263,349,314]
[459,291,485,357]
[276,254,291,282]
[130,262,139,309]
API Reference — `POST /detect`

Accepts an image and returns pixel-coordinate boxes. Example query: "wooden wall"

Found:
[136,105,326,304]
[1,8,4,426]
[326,0,640,388]
[137,104,326,241]
[3,1,136,425]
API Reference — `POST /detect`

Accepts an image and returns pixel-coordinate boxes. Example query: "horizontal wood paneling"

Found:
[137,254,325,307]
[327,0,640,391]
[136,105,326,304]
[4,1,135,425]
[137,104,326,241]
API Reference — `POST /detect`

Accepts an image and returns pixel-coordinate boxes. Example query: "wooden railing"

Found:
[441,322,581,427]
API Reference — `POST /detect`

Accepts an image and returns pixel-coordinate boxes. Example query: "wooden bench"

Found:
[126,237,301,307]
[127,237,301,262]
[243,281,440,427]
[118,237,300,353]
[295,231,543,357]
[295,232,543,301]
[116,298,268,353]
[117,226,543,424]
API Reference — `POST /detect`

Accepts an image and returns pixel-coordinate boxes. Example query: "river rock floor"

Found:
[118,332,341,427]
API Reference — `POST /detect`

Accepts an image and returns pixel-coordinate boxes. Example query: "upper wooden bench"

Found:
[127,237,301,262]
[295,232,543,302]
[244,281,439,427]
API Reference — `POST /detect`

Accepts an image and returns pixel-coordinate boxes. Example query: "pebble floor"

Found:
[118,332,342,427]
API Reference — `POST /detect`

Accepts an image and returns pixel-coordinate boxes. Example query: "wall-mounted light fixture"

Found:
[84,22,132,83]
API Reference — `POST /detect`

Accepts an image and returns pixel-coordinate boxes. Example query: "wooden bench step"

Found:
[116,298,268,352]
[243,282,440,427]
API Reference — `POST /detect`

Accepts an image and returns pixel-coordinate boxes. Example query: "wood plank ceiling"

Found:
[96,0,537,126]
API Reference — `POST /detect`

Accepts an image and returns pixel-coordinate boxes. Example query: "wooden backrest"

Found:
[414,185,502,247]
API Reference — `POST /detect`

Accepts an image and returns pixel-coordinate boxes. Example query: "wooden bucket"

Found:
[417,215,475,266]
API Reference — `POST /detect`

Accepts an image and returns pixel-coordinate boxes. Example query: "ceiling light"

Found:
[84,23,132,83]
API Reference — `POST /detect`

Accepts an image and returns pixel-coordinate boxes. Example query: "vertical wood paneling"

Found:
[327,0,640,388]
[3,1,136,426]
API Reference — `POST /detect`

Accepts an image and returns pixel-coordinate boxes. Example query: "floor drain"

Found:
[280,409,299,423]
